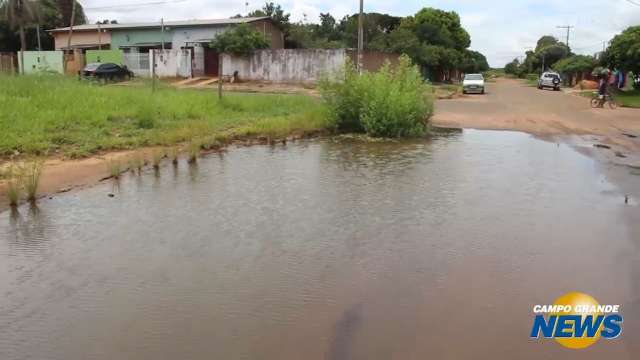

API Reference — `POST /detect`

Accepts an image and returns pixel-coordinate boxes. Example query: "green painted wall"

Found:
[18,51,64,74]
[86,50,124,64]
[110,29,168,49]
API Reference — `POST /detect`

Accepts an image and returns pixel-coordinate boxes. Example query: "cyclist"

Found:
[597,71,609,108]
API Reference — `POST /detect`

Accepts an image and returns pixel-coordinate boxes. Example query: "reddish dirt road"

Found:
[434,78,640,155]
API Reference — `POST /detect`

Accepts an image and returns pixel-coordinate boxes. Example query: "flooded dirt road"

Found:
[434,79,640,155]
[1,130,638,359]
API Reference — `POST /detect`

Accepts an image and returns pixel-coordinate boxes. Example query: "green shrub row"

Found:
[319,55,434,138]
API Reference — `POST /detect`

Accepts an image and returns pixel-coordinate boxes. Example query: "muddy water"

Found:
[1,130,638,360]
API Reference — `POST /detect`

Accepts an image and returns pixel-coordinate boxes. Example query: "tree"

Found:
[535,35,559,52]
[1,0,38,72]
[380,8,475,80]
[460,50,489,74]
[603,26,640,74]
[552,55,596,86]
[0,0,86,53]
[210,23,269,98]
[504,58,520,75]
[248,2,290,32]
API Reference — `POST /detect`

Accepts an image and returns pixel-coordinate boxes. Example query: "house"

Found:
[48,17,284,76]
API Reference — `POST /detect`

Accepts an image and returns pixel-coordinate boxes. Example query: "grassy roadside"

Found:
[614,89,640,108]
[0,74,327,158]
[575,88,640,108]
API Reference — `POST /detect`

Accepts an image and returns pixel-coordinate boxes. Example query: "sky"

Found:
[82,0,640,67]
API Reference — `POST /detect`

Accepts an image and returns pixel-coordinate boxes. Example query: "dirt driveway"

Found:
[433,78,640,157]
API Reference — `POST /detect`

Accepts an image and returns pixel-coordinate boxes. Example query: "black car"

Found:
[80,63,134,82]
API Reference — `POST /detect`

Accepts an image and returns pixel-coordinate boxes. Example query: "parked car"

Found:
[80,63,133,82]
[538,71,561,91]
[462,73,485,94]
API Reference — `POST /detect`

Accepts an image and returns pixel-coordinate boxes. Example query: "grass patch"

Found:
[22,159,43,202]
[5,164,22,206]
[106,158,124,178]
[614,89,640,108]
[187,141,200,164]
[0,74,326,158]
[151,148,165,169]
[168,146,180,165]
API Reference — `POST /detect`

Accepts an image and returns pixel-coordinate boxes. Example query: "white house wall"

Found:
[150,49,192,78]
[222,49,347,83]
[171,26,228,49]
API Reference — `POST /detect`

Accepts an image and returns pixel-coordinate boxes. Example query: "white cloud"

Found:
[82,0,640,67]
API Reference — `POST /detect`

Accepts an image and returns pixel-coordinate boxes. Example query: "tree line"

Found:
[0,0,86,52]
[505,26,640,88]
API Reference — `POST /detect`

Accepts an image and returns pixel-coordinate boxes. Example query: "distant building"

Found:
[48,17,284,77]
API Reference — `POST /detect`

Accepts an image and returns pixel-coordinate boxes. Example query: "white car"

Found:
[462,73,485,94]
[538,71,561,91]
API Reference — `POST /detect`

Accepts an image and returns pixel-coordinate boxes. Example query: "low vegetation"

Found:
[106,158,124,178]
[22,159,44,202]
[151,149,165,169]
[319,56,433,138]
[3,160,44,205]
[0,74,326,158]
[614,89,640,108]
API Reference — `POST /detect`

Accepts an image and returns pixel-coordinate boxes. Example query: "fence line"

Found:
[0,53,17,74]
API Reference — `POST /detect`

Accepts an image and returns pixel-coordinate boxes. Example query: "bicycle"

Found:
[590,92,618,109]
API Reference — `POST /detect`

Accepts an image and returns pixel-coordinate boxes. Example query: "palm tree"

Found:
[1,0,38,73]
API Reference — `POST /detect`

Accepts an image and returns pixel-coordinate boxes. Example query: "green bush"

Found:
[319,55,433,138]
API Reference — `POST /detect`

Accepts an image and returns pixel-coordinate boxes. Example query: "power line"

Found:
[556,25,574,48]
[625,0,640,7]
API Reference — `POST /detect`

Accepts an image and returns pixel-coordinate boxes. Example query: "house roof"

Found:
[48,17,271,33]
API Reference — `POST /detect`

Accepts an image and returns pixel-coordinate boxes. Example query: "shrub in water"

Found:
[106,158,123,178]
[319,55,433,137]
[6,164,22,206]
[151,149,165,169]
[23,159,44,202]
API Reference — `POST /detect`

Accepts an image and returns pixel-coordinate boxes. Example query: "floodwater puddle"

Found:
[1,129,638,359]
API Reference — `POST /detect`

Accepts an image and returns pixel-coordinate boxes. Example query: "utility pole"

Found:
[98,22,102,50]
[151,49,156,92]
[36,24,42,51]
[556,25,574,48]
[161,18,165,51]
[357,0,363,74]
[67,0,77,50]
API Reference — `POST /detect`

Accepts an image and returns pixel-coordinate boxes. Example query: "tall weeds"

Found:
[106,158,123,178]
[23,159,44,202]
[5,164,22,206]
[188,141,200,164]
[168,146,180,165]
[319,55,433,138]
[152,149,165,169]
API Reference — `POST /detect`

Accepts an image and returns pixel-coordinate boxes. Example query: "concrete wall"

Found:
[151,49,192,78]
[86,49,124,64]
[222,49,348,83]
[346,50,401,72]
[18,51,64,74]
[52,30,111,50]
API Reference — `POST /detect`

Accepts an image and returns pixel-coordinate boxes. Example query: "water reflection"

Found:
[0,130,637,360]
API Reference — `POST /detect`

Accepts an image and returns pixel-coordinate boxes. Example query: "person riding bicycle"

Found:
[597,72,609,108]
